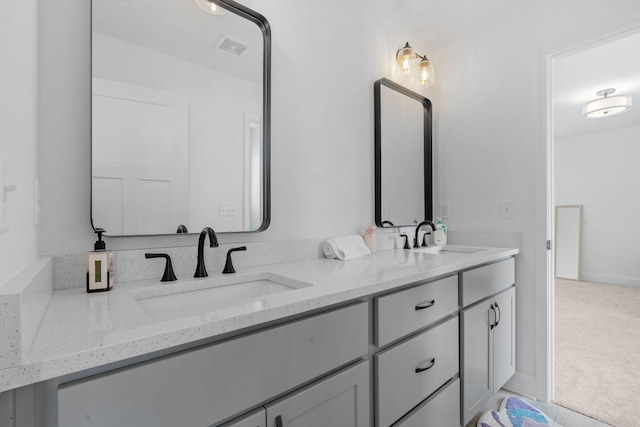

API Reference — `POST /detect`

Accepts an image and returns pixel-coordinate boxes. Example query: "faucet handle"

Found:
[400,234,410,250]
[223,246,247,274]
[421,232,431,247]
[145,253,177,282]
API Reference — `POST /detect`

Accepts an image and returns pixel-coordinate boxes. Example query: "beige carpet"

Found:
[554,279,640,427]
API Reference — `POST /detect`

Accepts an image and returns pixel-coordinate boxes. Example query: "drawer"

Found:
[58,302,368,427]
[375,316,459,427]
[220,408,266,427]
[461,258,515,307]
[376,275,458,347]
[395,378,460,427]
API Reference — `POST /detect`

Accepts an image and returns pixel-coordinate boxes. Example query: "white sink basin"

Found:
[413,245,488,255]
[135,274,311,317]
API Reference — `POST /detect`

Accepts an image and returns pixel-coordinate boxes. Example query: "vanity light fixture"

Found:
[395,42,434,87]
[582,88,632,118]
[195,0,228,15]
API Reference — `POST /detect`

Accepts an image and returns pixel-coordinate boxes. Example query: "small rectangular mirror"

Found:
[374,78,432,227]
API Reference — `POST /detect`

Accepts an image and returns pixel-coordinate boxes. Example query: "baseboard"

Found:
[503,371,537,400]
[580,272,640,287]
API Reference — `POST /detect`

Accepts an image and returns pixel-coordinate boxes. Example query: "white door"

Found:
[493,287,516,391]
[92,78,189,235]
[461,301,493,425]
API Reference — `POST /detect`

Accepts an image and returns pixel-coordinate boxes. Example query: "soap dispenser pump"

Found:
[87,228,113,293]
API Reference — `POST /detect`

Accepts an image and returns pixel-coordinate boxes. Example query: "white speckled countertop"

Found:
[0,245,518,393]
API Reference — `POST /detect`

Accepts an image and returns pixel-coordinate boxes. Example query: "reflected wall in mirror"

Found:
[374,78,432,227]
[91,0,270,236]
[555,205,583,280]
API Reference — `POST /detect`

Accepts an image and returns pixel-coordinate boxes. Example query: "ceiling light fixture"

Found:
[195,0,228,15]
[582,88,632,118]
[395,42,434,87]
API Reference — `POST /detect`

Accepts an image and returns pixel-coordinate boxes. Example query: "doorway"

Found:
[550,31,640,427]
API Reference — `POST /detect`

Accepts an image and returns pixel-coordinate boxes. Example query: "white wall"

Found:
[430,0,640,398]
[556,125,640,287]
[0,0,39,287]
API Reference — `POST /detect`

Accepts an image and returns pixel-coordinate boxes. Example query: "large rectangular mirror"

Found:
[91,0,270,236]
[374,78,432,227]
[555,205,583,280]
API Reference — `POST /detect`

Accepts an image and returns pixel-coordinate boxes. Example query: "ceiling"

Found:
[553,32,640,139]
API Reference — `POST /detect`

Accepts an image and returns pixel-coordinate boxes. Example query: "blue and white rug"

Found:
[478,396,562,427]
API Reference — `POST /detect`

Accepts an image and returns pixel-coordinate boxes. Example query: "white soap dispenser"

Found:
[87,228,113,293]
[434,217,447,246]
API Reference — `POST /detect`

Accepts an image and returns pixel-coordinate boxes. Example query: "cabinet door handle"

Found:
[415,358,436,373]
[275,415,283,427]
[495,302,501,327]
[490,304,496,330]
[415,299,435,310]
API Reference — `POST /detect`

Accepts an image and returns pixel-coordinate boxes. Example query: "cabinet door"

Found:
[265,361,369,427]
[493,287,516,391]
[461,301,493,426]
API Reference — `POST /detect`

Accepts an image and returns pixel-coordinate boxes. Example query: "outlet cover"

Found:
[440,203,450,219]
[220,203,237,217]
[500,199,514,219]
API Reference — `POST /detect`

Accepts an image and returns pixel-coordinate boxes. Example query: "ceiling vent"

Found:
[216,35,251,58]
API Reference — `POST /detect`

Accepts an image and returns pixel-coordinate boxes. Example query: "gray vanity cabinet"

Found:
[460,259,516,425]
[265,360,370,427]
[373,274,460,427]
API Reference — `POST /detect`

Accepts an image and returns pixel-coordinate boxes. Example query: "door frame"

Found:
[538,23,640,402]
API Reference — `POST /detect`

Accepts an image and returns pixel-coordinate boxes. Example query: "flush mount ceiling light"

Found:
[582,88,632,118]
[395,42,434,87]
[195,0,228,15]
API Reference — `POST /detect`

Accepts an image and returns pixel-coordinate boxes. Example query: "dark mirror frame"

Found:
[90,0,271,236]
[374,78,432,228]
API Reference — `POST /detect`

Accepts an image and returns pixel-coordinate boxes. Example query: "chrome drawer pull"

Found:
[415,358,436,373]
[415,299,435,311]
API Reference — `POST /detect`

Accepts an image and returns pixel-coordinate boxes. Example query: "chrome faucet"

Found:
[414,220,436,248]
[194,227,219,278]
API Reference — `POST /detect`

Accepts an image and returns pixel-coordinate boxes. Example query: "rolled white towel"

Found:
[323,235,371,260]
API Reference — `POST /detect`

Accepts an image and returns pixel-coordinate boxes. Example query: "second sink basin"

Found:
[414,245,488,255]
[135,273,312,318]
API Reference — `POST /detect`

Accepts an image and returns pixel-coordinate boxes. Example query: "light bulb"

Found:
[195,0,228,15]
[419,57,431,86]
[396,43,415,74]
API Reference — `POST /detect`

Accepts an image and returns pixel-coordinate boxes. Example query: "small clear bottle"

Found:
[364,225,377,253]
